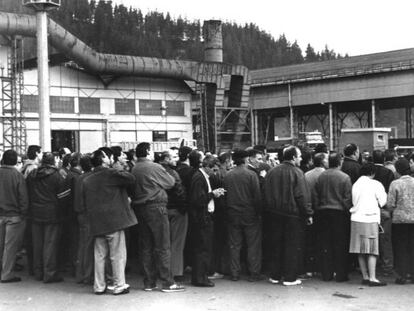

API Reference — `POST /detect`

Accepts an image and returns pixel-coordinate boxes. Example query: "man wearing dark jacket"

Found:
[82,148,137,295]
[131,142,185,293]
[26,152,70,283]
[341,143,361,185]
[264,146,312,286]
[224,150,262,281]
[0,150,28,283]
[189,154,226,287]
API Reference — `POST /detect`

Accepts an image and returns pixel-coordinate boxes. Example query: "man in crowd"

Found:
[224,150,262,282]
[189,154,226,287]
[74,154,94,285]
[342,143,361,185]
[21,145,42,178]
[384,149,398,178]
[159,150,188,284]
[26,152,70,283]
[313,152,353,282]
[264,145,312,286]
[372,149,395,276]
[82,148,136,295]
[304,152,329,275]
[131,142,185,293]
[0,149,28,283]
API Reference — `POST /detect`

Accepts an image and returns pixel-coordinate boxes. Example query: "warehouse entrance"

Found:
[51,130,79,152]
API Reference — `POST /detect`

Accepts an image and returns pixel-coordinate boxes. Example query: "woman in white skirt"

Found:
[350,163,387,286]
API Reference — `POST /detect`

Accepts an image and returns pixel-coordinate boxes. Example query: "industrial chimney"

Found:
[203,20,223,63]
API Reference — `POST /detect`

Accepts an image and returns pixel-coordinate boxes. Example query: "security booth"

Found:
[338,128,391,153]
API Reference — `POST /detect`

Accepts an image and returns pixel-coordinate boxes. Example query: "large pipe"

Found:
[0,12,197,80]
[0,12,250,83]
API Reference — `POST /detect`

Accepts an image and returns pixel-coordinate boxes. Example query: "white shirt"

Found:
[350,176,387,223]
[200,168,215,213]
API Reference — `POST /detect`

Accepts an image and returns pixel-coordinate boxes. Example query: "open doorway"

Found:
[51,130,79,152]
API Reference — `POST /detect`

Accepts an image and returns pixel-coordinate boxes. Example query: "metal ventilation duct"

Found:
[0,11,199,81]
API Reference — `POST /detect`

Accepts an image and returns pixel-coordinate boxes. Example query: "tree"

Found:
[305,44,318,62]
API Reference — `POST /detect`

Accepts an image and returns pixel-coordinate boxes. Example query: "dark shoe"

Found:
[192,281,215,287]
[231,275,239,282]
[44,276,64,283]
[335,276,349,283]
[1,277,21,283]
[395,278,407,285]
[94,290,106,295]
[361,279,370,285]
[369,280,387,287]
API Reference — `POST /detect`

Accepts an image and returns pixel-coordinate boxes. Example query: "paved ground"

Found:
[1,270,413,311]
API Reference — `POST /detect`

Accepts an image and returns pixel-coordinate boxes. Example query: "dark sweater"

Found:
[313,168,353,212]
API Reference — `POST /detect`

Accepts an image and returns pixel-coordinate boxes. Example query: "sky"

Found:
[111,0,414,57]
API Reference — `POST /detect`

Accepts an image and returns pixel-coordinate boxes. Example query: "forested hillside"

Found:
[0,0,346,69]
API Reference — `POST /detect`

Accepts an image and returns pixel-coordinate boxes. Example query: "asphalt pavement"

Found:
[1,270,413,311]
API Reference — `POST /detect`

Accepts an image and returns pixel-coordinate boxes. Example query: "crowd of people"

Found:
[0,141,414,295]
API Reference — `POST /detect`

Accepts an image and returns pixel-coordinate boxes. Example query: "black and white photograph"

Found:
[1,0,414,310]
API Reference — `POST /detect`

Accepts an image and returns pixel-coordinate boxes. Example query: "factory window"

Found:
[139,99,162,115]
[79,97,100,114]
[50,96,75,113]
[153,131,167,141]
[21,95,39,112]
[166,100,185,116]
[115,98,135,115]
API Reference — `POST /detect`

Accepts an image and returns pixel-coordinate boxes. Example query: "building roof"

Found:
[250,48,414,87]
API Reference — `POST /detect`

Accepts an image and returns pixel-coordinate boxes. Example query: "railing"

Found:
[119,139,197,153]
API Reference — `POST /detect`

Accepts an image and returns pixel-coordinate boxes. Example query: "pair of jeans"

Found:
[94,230,127,292]
[137,204,173,288]
[269,214,304,282]
[0,216,25,281]
[228,213,262,277]
[168,209,188,277]
[32,222,61,282]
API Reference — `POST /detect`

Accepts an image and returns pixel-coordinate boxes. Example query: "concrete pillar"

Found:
[371,99,376,128]
[203,20,223,63]
[406,105,412,138]
[288,83,294,139]
[36,10,51,152]
[329,103,333,151]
